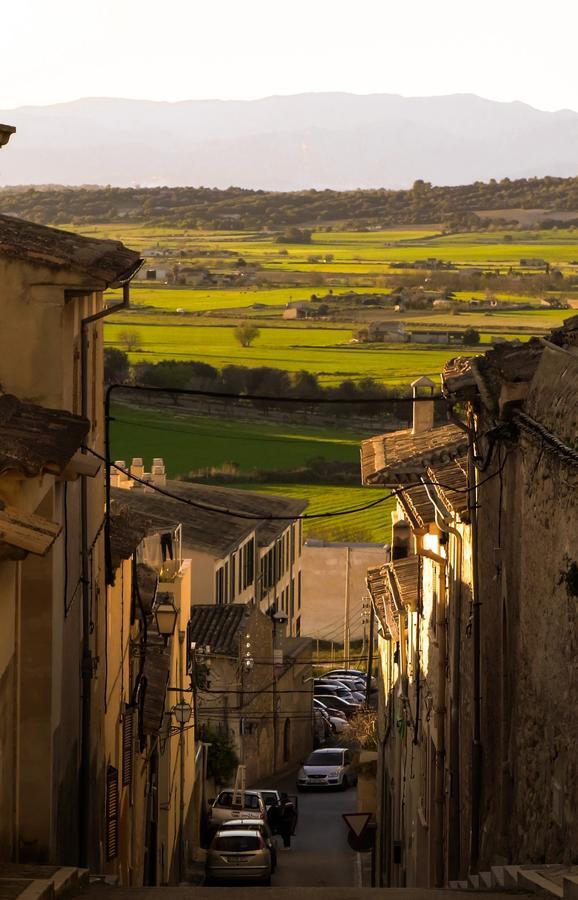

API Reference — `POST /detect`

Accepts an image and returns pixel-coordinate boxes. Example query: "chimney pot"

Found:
[410,375,435,434]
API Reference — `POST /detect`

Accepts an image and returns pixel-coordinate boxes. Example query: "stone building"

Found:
[102,507,203,885]
[189,603,313,787]
[112,467,306,636]
[0,213,140,866]
[360,319,578,887]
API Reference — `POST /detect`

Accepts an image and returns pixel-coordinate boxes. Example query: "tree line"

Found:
[104,349,420,421]
[3,176,578,229]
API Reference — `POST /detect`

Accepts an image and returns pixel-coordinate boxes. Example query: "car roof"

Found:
[314,746,345,751]
[222,818,265,827]
[214,829,262,838]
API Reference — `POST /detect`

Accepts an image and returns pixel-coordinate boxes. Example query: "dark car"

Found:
[314,694,360,718]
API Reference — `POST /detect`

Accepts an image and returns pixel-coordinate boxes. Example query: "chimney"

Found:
[411,376,435,434]
[130,457,144,478]
[150,457,166,487]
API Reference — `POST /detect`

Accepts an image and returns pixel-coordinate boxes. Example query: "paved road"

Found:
[254,769,359,888]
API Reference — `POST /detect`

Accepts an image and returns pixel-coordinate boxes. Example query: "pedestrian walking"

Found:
[278,792,296,849]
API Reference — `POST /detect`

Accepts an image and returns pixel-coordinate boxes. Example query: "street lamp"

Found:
[154,593,178,643]
[172,699,192,726]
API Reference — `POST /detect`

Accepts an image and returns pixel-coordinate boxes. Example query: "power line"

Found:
[86,446,399,520]
[107,381,442,405]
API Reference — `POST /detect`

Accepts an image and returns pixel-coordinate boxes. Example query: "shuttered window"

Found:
[122,710,134,787]
[106,766,119,860]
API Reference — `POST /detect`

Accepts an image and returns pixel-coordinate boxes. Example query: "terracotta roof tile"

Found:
[366,565,399,641]
[0,394,89,478]
[189,603,249,655]
[109,503,151,571]
[361,422,468,485]
[388,555,420,612]
[426,456,469,518]
[0,214,141,286]
[397,483,436,530]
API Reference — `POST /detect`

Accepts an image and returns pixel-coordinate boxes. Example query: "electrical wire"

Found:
[108,381,441,405]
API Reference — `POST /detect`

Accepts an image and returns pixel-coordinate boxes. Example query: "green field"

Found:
[110,403,394,542]
[105,322,461,384]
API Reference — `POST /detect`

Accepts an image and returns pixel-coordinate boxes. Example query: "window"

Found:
[241,538,255,591]
[295,616,301,636]
[231,553,236,601]
[224,561,230,603]
[290,579,294,618]
[122,710,133,787]
[290,525,295,564]
[105,766,119,860]
[216,567,225,604]
[298,571,302,610]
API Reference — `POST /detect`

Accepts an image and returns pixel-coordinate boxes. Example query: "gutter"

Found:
[78,270,140,867]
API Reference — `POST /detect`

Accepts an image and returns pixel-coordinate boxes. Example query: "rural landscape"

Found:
[1,6,578,892]
[2,182,571,541]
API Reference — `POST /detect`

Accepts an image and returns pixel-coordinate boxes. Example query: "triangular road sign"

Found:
[342,812,372,837]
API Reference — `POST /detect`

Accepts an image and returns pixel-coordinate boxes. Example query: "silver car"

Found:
[219,818,278,871]
[208,789,266,829]
[205,828,272,885]
[297,747,357,790]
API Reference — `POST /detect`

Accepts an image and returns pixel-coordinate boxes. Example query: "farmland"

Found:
[92,220,577,546]
[110,403,395,542]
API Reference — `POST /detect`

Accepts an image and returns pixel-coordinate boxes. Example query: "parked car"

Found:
[325,668,377,690]
[205,828,272,884]
[219,818,278,871]
[314,682,358,703]
[323,674,367,692]
[208,789,266,829]
[297,747,358,790]
[314,694,360,718]
[320,680,366,703]
[313,699,348,734]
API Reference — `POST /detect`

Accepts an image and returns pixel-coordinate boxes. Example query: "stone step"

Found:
[563,875,578,899]
[479,871,493,889]
[467,874,481,889]
[491,866,506,888]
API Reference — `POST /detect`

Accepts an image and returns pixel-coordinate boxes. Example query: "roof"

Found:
[426,456,469,518]
[388,555,420,612]
[111,480,306,557]
[397,483,436,531]
[366,565,399,642]
[170,481,307,548]
[361,422,469,485]
[0,501,61,558]
[109,503,151,571]
[0,394,89,478]
[0,214,142,287]
[189,603,249,655]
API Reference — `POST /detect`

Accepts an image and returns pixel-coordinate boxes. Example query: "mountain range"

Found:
[1,92,577,191]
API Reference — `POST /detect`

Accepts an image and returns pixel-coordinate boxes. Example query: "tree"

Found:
[104,347,129,385]
[204,726,239,786]
[462,327,481,345]
[117,329,141,352]
[234,322,260,348]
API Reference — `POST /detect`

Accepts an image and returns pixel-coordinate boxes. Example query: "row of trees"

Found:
[104,349,417,413]
[4,176,578,229]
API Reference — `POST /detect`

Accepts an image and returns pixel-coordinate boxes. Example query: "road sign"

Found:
[342,812,371,837]
[342,813,376,853]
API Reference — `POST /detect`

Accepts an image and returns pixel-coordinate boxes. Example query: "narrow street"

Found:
[254,769,359,888]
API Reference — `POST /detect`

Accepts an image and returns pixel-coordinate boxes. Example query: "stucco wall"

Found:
[301,541,385,641]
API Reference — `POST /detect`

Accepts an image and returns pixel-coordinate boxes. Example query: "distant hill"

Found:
[2,176,578,230]
[1,92,578,190]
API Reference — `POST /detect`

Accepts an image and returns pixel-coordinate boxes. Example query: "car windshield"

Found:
[213,835,261,852]
[216,792,260,810]
[305,751,343,766]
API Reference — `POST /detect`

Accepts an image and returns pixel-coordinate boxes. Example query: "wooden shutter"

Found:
[105,766,119,860]
[122,710,134,787]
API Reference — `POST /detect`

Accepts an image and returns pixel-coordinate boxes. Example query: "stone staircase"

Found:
[449,864,578,898]
[0,865,89,900]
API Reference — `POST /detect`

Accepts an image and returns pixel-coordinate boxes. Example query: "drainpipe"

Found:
[78,277,137,866]
[415,531,446,887]
[421,480,464,881]
[468,435,482,870]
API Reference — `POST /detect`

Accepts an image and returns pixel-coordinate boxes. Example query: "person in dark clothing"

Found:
[278,793,296,848]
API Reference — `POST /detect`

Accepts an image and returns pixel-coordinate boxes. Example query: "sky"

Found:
[2,0,577,112]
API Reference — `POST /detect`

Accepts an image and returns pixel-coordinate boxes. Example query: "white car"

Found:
[297,747,357,790]
[325,668,377,690]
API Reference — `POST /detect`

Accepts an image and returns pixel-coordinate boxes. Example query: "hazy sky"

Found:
[2,0,576,111]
